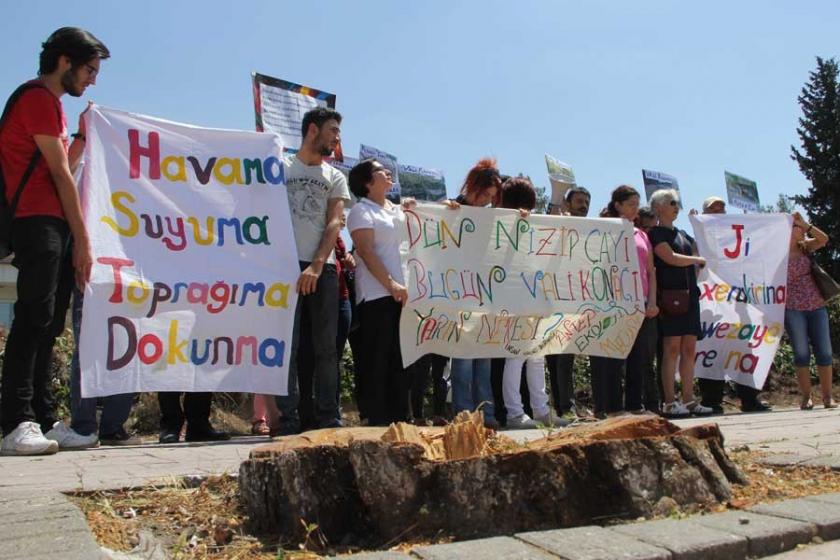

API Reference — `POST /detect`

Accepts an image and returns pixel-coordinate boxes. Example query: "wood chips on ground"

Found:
[71,449,840,559]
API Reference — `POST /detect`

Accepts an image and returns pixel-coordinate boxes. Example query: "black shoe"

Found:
[702,403,725,414]
[185,426,230,442]
[100,428,142,446]
[158,429,180,444]
[741,400,772,413]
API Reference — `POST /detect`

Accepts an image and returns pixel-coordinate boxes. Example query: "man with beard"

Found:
[274,107,351,434]
[0,28,107,455]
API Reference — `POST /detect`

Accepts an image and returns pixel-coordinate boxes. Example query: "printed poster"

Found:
[690,213,792,389]
[641,169,680,204]
[80,105,299,397]
[360,143,400,202]
[724,171,760,212]
[544,154,576,206]
[398,163,447,201]
[251,72,342,159]
[399,204,645,366]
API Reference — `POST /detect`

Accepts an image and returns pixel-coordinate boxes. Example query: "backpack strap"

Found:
[0,82,53,215]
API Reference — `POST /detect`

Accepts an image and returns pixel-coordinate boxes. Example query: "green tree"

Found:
[758,193,796,214]
[790,56,840,274]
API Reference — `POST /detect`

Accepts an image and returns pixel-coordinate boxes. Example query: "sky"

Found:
[3,1,838,229]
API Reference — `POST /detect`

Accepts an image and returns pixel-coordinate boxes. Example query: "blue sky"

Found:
[3,1,837,227]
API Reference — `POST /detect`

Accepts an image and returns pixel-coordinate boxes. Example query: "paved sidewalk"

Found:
[0,407,838,559]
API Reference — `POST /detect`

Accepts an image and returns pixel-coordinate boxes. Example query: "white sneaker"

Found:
[506,414,540,429]
[1,421,59,456]
[686,402,714,416]
[44,421,99,450]
[534,412,570,428]
[662,401,690,417]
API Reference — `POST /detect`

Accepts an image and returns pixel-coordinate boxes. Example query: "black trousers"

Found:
[590,356,624,414]
[546,353,575,413]
[1,217,73,435]
[410,354,449,419]
[158,392,212,432]
[358,297,410,426]
[626,317,659,411]
[699,378,762,407]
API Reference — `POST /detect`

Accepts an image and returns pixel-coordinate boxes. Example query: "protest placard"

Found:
[690,213,791,389]
[398,163,447,201]
[399,204,645,366]
[544,154,575,206]
[724,171,760,212]
[360,144,400,202]
[79,106,299,397]
[251,72,341,158]
[641,169,680,204]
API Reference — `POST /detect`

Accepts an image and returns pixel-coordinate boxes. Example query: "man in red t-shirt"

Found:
[0,28,109,455]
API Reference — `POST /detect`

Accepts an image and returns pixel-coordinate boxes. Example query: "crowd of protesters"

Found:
[0,27,834,456]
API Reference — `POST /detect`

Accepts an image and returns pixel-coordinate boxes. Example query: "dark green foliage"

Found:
[790,57,840,276]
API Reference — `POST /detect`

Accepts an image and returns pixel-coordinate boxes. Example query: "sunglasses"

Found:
[667,199,679,207]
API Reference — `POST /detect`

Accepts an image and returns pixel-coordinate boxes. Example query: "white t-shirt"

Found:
[347,197,407,304]
[284,155,351,263]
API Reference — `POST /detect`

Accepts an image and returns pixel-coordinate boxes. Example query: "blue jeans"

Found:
[450,358,494,421]
[784,307,833,367]
[275,262,339,431]
[70,288,135,437]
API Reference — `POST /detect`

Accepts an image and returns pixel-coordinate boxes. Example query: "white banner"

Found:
[690,214,792,389]
[399,204,645,366]
[80,106,299,397]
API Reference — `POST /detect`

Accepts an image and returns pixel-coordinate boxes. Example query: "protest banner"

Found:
[641,169,680,204]
[544,154,575,206]
[360,144,400,202]
[399,204,645,366]
[79,105,299,397]
[724,171,760,212]
[690,214,791,389]
[251,72,342,159]
[398,163,447,201]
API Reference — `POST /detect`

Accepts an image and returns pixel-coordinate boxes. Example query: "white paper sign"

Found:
[399,204,645,366]
[80,106,299,397]
[360,144,400,201]
[690,214,792,389]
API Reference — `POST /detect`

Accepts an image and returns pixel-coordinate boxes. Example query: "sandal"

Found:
[800,398,814,411]
[824,399,837,409]
[251,420,270,436]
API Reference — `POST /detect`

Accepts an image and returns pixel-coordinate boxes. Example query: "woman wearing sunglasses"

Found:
[648,189,712,417]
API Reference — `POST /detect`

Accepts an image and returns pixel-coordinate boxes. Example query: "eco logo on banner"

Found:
[399,204,644,366]
[724,171,760,212]
[80,106,299,397]
[690,214,792,389]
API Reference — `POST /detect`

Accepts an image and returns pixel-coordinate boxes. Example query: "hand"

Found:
[296,262,323,295]
[389,279,408,307]
[342,253,355,270]
[443,199,461,210]
[518,208,530,218]
[401,197,417,210]
[689,208,698,216]
[73,237,93,290]
[77,101,93,138]
[695,256,706,268]
[792,212,808,229]
[645,303,659,318]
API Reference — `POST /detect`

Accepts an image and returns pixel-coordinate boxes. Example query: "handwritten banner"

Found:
[79,105,299,397]
[399,204,645,366]
[690,214,791,389]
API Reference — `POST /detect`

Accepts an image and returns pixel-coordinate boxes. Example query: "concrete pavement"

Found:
[0,406,838,559]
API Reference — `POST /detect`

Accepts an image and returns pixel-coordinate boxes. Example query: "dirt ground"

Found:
[71,447,840,559]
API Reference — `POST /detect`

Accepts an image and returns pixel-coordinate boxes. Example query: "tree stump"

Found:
[239,413,744,547]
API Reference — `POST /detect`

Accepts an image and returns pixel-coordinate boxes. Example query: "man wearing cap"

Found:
[697,196,772,413]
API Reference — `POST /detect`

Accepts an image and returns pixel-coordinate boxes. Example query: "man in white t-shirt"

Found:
[275,107,351,434]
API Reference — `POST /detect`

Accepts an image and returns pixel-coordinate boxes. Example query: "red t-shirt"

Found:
[0,81,67,219]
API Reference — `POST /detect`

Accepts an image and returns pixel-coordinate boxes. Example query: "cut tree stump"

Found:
[238,412,744,547]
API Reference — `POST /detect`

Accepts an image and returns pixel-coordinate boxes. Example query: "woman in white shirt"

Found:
[347,159,410,426]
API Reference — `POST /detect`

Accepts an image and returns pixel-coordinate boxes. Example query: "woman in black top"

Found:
[648,189,712,417]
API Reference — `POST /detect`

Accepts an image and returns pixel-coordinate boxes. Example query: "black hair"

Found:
[348,158,377,199]
[565,185,591,202]
[603,184,640,218]
[301,107,342,139]
[500,177,536,210]
[39,27,110,75]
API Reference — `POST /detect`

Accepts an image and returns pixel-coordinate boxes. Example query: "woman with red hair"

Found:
[448,158,502,428]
